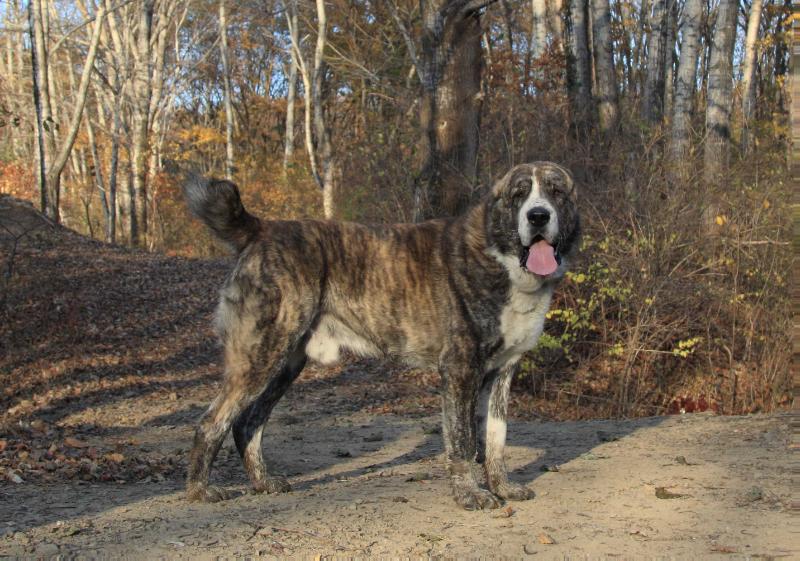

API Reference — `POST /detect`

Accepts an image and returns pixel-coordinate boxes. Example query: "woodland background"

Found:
[0,0,792,417]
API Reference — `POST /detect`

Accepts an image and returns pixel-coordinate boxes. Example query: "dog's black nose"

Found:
[527,207,550,227]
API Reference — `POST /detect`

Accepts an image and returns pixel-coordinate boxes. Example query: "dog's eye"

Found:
[511,178,531,201]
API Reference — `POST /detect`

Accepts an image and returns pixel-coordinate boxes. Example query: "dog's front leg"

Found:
[480,365,535,501]
[440,365,502,510]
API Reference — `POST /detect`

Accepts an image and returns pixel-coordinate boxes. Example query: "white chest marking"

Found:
[488,286,552,371]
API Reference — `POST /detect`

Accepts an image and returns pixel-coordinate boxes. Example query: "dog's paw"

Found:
[252,475,291,494]
[186,484,238,503]
[452,483,502,510]
[493,482,535,502]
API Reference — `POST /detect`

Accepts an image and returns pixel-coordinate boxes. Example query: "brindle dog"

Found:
[184,162,579,509]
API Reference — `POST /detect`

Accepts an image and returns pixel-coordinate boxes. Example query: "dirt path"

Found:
[0,400,794,558]
[0,196,794,558]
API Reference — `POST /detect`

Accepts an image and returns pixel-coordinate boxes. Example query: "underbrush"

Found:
[518,139,791,418]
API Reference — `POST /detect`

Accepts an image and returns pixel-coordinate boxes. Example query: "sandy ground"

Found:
[0,384,794,559]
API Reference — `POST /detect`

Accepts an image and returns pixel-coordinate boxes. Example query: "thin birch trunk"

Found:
[741,0,763,155]
[642,0,668,123]
[590,0,618,133]
[219,0,235,179]
[531,0,548,60]
[85,114,111,241]
[703,0,737,183]
[669,0,702,166]
[312,0,334,219]
[283,4,298,173]
[130,0,154,246]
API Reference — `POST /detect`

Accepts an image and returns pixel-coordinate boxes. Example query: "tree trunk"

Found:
[632,0,649,95]
[219,0,235,179]
[30,0,106,222]
[669,0,702,166]
[85,113,111,241]
[566,0,592,128]
[641,0,668,124]
[662,0,678,118]
[283,28,298,173]
[703,0,737,183]
[130,0,154,246]
[741,0,763,155]
[414,0,494,221]
[107,98,121,243]
[531,0,548,60]
[590,0,618,133]
[312,0,335,219]
[29,0,49,215]
[547,0,564,50]
[283,0,299,173]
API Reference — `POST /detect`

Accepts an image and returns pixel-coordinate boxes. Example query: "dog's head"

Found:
[487,162,579,284]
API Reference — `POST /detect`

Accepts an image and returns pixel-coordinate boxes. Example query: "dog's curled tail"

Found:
[183,175,261,253]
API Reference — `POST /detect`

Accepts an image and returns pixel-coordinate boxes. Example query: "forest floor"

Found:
[0,195,795,559]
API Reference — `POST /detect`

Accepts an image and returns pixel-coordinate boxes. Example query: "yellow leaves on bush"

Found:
[672,337,702,358]
[176,126,226,146]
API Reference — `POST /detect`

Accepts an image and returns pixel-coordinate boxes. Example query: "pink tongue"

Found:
[526,240,558,275]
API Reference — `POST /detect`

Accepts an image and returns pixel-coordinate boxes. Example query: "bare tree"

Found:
[703,0,737,183]
[741,0,764,155]
[219,0,235,179]
[286,0,336,218]
[669,0,703,166]
[130,0,154,245]
[29,0,107,222]
[641,0,669,124]
[282,1,298,173]
[566,0,592,127]
[590,0,618,133]
[531,0,548,60]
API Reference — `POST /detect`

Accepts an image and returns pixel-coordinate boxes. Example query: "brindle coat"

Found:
[184,162,579,509]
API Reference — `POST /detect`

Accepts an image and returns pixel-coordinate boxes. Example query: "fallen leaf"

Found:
[405,472,430,482]
[579,452,608,460]
[493,505,514,518]
[0,440,7,453]
[105,453,125,463]
[5,470,23,484]
[710,545,739,554]
[63,437,89,449]
[538,533,555,545]
[655,487,687,499]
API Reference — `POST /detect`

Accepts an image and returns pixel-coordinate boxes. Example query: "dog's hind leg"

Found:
[186,372,264,503]
[479,365,535,501]
[440,357,502,510]
[232,347,306,494]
